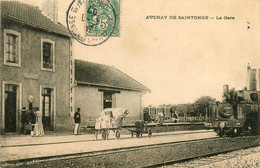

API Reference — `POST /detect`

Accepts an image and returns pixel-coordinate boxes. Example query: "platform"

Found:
[1,130,215,162]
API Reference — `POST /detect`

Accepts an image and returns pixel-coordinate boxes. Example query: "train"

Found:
[205,69,260,137]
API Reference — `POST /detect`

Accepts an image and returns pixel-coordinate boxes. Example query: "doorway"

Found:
[42,88,53,131]
[4,84,17,132]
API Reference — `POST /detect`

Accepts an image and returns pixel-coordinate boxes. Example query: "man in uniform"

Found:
[29,107,36,136]
[20,107,28,134]
[74,108,81,135]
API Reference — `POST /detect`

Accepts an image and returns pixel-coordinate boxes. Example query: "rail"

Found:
[2,135,259,168]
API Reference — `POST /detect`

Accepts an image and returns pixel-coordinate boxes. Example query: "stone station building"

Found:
[0,1,73,134]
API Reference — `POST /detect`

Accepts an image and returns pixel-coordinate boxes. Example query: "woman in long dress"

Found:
[33,108,40,136]
[35,108,44,136]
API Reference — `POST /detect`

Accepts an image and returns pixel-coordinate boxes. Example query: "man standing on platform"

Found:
[74,108,81,135]
[20,107,28,134]
[29,108,36,136]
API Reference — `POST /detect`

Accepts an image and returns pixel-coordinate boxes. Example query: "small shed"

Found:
[73,59,150,125]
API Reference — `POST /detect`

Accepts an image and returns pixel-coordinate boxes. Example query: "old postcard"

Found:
[1,0,260,167]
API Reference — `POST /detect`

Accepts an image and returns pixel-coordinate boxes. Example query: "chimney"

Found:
[41,0,58,23]
[249,69,257,91]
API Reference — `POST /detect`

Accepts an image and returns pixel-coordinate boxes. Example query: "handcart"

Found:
[94,108,128,140]
[126,120,152,138]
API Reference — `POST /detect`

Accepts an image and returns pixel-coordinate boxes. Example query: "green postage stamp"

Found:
[67,0,120,46]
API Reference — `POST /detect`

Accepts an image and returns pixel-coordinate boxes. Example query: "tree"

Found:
[193,96,216,117]
[188,104,196,117]
[173,103,191,117]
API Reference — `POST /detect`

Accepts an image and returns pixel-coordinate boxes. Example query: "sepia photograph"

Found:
[0,0,260,167]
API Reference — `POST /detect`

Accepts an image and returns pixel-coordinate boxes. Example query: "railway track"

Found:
[1,135,259,168]
[165,146,260,168]
[1,137,219,167]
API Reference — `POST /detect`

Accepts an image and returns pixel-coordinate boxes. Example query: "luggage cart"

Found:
[94,128,121,140]
[94,108,128,140]
[126,120,152,138]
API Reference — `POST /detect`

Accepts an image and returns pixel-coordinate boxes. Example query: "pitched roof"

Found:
[75,59,151,92]
[1,1,70,37]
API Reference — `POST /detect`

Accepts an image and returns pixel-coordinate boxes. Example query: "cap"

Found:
[22,107,27,111]
[77,108,81,111]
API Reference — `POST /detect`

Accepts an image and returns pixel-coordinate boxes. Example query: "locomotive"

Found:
[205,69,260,137]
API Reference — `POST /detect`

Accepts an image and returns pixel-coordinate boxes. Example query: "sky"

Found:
[22,0,260,106]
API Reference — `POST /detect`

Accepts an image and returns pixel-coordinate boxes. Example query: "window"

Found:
[4,29,21,67]
[43,42,52,68]
[98,89,120,109]
[6,34,17,63]
[41,39,55,71]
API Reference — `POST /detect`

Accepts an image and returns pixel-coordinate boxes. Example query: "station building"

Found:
[74,59,150,125]
[0,1,73,134]
[0,1,150,134]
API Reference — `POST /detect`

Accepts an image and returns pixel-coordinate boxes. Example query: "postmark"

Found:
[67,0,120,46]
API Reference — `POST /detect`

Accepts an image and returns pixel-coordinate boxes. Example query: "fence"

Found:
[147,107,207,123]
[178,116,206,122]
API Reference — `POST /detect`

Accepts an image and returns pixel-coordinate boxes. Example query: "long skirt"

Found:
[38,120,44,136]
[34,123,40,136]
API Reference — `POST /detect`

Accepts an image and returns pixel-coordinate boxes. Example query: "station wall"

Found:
[74,85,143,126]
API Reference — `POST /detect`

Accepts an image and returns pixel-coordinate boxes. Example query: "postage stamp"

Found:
[67,0,120,46]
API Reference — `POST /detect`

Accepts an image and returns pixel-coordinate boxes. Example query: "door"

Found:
[42,88,53,131]
[5,84,17,132]
[103,91,112,109]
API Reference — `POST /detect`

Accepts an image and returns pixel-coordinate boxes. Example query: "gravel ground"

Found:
[161,146,260,168]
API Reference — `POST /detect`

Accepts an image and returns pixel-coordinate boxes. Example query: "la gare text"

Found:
[145,16,235,20]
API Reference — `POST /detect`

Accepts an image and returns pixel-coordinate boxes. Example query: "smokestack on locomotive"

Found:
[223,85,229,94]
[249,69,257,91]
